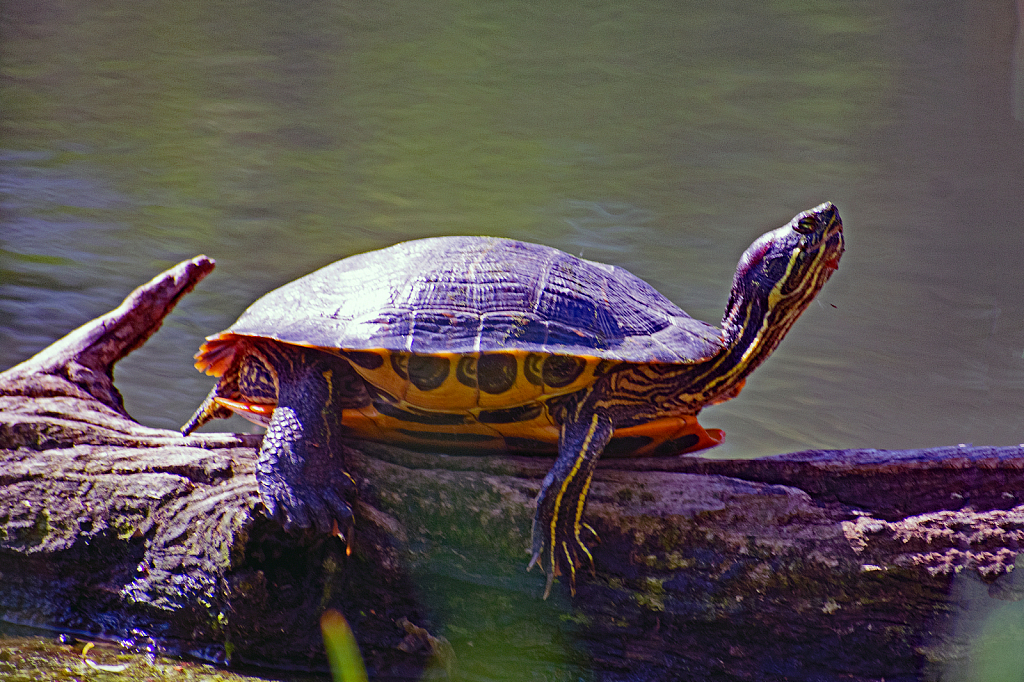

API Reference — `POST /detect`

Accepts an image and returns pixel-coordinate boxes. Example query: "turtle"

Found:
[182,202,844,597]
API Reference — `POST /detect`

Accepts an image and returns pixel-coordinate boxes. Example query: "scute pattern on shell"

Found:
[222,237,725,364]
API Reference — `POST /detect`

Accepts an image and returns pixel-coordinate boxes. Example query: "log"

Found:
[2,257,1023,681]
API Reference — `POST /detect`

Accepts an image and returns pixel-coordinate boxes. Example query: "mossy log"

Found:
[2,257,1023,681]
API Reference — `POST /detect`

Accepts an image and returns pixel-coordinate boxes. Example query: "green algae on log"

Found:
[2,257,1024,681]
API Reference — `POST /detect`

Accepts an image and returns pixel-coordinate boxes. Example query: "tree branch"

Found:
[2,257,1021,681]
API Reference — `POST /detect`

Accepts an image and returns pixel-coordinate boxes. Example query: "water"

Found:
[2,0,1024,675]
[7,0,1019,457]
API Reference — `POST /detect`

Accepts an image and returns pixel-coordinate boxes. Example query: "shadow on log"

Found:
[2,257,1024,681]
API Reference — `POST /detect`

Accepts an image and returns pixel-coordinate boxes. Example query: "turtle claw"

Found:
[526,549,559,600]
[543,567,557,600]
[528,517,596,599]
[257,470,355,539]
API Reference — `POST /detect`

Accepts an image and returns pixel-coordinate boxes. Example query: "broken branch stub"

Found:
[1,255,215,417]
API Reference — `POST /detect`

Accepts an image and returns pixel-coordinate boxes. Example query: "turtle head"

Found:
[717,202,844,382]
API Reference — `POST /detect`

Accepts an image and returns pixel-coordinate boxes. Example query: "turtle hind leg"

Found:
[529,410,612,598]
[256,349,357,538]
[181,383,235,435]
[258,404,356,535]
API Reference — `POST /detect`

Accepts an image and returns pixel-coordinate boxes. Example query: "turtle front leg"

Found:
[257,350,356,538]
[528,410,613,598]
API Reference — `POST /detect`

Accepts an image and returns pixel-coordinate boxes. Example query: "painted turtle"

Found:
[183,202,844,596]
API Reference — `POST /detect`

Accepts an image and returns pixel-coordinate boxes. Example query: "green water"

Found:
[3,0,1024,678]
[2,0,905,456]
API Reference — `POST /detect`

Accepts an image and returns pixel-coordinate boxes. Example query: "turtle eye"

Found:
[793,216,817,235]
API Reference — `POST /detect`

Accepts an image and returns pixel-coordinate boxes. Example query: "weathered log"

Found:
[2,257,1023,681]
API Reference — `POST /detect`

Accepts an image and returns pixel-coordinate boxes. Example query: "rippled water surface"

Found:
[4,1,1023,457]
[2,0,1024,676]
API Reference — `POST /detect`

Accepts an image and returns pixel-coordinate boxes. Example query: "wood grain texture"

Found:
[2,256,1022,680]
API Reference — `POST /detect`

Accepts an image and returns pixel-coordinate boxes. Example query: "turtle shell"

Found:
[195,237,725,426]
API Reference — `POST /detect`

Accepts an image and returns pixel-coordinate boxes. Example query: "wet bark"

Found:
[2,257,1023,681]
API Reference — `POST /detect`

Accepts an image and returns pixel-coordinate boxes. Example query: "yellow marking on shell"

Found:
[476,353,544,409]
[338,403,562,448]
[338,405,722,457]
[197,336,727,456]
[344,350,605,411]
[407,351,476,409]
[338,406,389,441]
